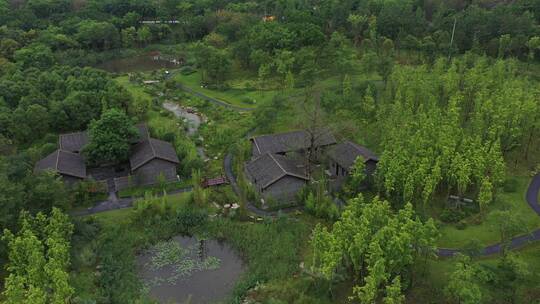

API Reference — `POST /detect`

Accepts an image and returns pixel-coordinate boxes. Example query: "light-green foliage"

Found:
[304,189,339,221]
[190,169,207,206]
[376,57,538,206]
[444,254,486,304]
[311,194,438,302]
[2,208,74,304]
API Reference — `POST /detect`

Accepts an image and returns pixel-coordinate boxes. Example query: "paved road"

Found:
[438,173,540,257]
[526,173,540,215]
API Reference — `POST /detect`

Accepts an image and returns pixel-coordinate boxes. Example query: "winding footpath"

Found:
[438,173,540,257]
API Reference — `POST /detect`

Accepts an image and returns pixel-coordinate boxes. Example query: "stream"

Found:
[162,101,209,160]
[162,101,202,136]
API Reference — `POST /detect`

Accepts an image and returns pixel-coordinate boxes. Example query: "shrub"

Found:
[304,191,340,221]
[40,142,58,156]
[244,80,256,91]
[240,96,255,105]
[97,227,140,303]
[175,205,208,234]
[455,220,467,230]
[161,131,176,142]
[502,178,519,193]
[179,65,196,75]
[440,208,467,223]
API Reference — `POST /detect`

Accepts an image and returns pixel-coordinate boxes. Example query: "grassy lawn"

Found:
[118,179,192,198]
[89,192,192,225]
[173,70,382,110]
[115,75,153,101]
[437,176,539,248]
[173,71,275,108]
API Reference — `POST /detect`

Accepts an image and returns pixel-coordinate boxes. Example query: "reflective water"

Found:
[95,55,178,73]
[136,236,245,304]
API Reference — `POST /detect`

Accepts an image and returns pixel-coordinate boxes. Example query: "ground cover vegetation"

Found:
[1,0,540,303]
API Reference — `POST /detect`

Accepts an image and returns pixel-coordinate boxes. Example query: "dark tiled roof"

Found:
[59,132,88,152]
[133,124,150,143]
[35,149,86,179]
[246,153,308,189]
[130,138,179,170]
[59,123,149,152]
[328,141,378,170]
[251,130,336,155]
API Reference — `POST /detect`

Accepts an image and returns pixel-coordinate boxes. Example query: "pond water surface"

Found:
[95,55,179,73]
[136,236,245,304]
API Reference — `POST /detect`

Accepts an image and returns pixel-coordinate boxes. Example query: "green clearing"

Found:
[117,180,191,198]
[115,75,153,101]
[173,70,280,108]
[173,69,382,109]
[90,192,192,226]
[437,176,538,248]
[417,242,540,302]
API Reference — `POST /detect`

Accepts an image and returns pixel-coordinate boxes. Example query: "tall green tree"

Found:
[445,254,485,304]
[2,208,74,303]
[311,194,438,302]
[83,109,138,165]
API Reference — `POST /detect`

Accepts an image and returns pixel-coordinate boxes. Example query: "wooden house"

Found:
[245,153,309,203]
[249,129,336,159]
[129,138,180,185]
[327,141,378,189]
[34,149,86,185]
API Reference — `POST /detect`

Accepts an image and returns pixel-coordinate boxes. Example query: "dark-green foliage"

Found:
[97,226,140,304]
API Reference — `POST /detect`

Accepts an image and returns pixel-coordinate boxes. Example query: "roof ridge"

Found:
[348,141,364,153]
[55,149,60,171]
[148,138,157,159]
[269,153,308,180]
[268,153,286,174]
[59,130,87,136]
[252,138,262,154]
[251,129,304,139]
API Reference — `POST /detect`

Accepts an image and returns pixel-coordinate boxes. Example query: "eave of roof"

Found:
[247,153,308,190]
[130,138,179,170]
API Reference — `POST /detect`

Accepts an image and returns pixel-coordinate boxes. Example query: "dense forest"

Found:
[1,0,540,303]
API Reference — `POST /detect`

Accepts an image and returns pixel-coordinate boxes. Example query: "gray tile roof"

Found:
[133,124,150,143]
[35,149,86,179]
[251,130,336,155]
[328,141,378,170]
[59,131,88,152]
[246,153,308,189]
[130,138,180,170]
[59,123,149,152]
